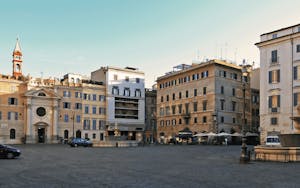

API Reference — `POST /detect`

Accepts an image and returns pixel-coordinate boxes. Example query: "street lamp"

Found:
[151,113,156,144]
[240,66,250,163]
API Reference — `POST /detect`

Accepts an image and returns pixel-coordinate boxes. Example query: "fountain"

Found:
[254,115,300,162]
[278,118,300,147]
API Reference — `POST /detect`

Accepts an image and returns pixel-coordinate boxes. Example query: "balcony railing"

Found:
[269,107,280,113]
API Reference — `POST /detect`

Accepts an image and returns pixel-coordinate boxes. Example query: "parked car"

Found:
[69,138,93,147]
[266,136,281,146]
[0,144,21,159]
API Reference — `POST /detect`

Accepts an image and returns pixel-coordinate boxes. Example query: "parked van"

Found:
[266,136,280,146]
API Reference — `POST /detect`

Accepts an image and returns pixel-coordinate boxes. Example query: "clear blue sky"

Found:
[0,0,300,87]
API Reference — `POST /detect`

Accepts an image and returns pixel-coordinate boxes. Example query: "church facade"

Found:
[0,39,107,144]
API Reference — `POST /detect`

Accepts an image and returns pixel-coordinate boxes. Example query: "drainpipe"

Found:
[291,35,294,132]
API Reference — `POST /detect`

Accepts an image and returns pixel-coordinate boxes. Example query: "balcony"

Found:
[269,107,280,113]
[115,97,139,104]
[115,106,138,111]
[115,114,138,119]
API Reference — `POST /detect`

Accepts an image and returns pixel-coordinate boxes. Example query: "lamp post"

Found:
[151,113,156,144]
[240,66,250,163]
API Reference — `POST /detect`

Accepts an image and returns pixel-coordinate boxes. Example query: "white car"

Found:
[266,136,281,146]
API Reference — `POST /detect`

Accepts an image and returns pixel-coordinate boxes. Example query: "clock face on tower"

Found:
[36,107,46,117]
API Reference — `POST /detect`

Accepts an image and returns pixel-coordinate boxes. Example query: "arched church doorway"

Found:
[38,127,45,143]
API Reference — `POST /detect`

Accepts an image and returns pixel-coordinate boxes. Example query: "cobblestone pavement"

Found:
[0,144,299,188]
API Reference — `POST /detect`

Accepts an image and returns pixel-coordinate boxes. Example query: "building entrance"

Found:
[38,128,45,143]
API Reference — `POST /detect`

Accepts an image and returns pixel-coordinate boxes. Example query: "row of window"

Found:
[63,91,106,101]
[8,129,105,141]
[159,71,209,89]
[113,74,140,83]
[159,69,241,90]
[0,111,19,120]
[159,100,239,116]
[63,114,81,123]
[62,102,106,114]
[160,87,238,103]
[64,130,105,141]
[161,87,207,102]
[159,116,241,126]
[62,109,106,122]
[218,70,239,80]
[112,87,142,97]
[83,119,106,130]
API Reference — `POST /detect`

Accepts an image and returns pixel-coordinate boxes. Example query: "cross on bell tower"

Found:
[12,38,23,78]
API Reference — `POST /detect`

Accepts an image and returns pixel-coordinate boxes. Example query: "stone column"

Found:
[52,105,59,143]
[26,103,34,143]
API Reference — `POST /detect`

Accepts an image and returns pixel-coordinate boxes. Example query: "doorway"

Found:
[76,130,81,138]
[38,128,45,143]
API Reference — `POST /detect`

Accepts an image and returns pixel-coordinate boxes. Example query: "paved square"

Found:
[0,144,299,188]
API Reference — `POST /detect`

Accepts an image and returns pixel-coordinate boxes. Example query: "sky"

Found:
[0,0,300,88]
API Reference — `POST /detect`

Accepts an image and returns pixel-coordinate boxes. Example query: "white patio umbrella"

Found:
[217,132,232,136]
[206,132,217,136]
[231,132,242,137]
[194,133,207,137]
[245,132,259,137]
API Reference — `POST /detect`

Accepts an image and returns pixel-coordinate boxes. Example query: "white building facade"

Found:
[256,24,300,143]
[91,67,145,141]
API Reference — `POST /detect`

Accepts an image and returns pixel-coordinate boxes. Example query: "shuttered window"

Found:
[268,95,280,108]
[268,70,280,83]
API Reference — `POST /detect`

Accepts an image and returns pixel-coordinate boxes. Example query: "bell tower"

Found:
[12,38,23,78]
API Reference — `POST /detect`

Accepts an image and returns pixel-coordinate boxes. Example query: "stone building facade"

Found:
[54,76,106,143]
[255,23,300,143]
[0,40,107,144]
[156,60,252,143]
[91,66,145,141]
[0,75,27,144]
[144,88,157,143]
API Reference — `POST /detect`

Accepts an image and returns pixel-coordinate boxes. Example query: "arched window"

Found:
[10,129,16,139]
[16,64,21,71]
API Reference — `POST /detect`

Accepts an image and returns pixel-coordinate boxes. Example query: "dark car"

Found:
[69,138,93,147]
[0,144,21,159]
